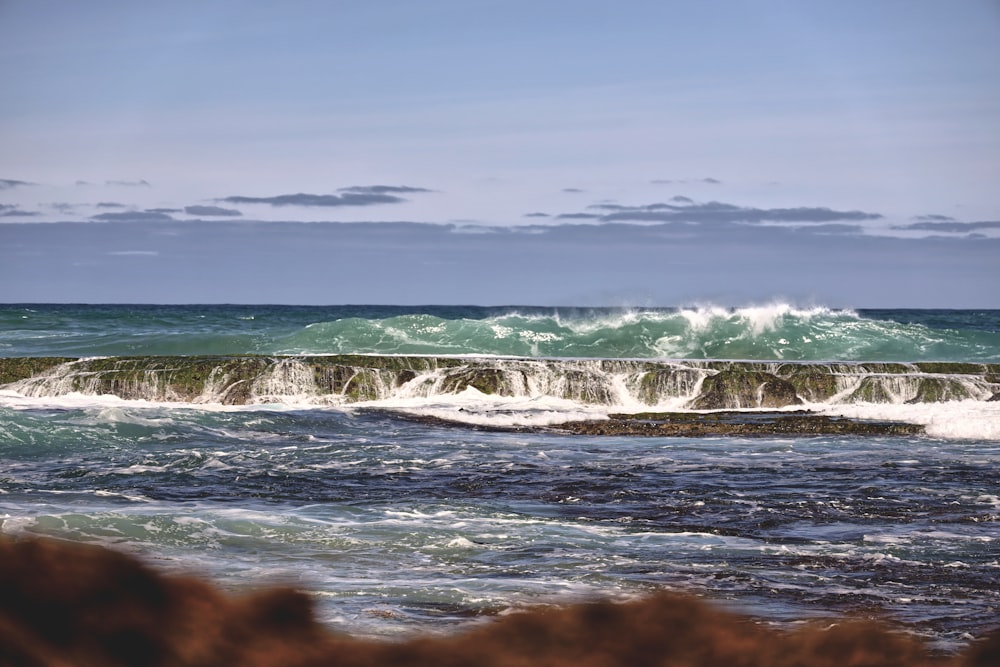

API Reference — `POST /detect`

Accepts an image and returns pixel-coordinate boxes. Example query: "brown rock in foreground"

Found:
[0,536,996,667]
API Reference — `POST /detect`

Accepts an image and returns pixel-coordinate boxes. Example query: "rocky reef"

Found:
[2,355,997,410]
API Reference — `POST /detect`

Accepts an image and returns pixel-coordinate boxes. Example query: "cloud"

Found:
[671,196,694,203]
[892,220,1000,233]
[0,204,38,217]
[791,224,865,235]
[147,208,182,214]
[562,188,586,193]
[90,210,176,222]
[184,205,242,217]
[523,212,551,218]
[216,186,433,208]
[568,199,881,225]
[75,180,92,187]
[555,212,602,220]
[914,214,955,222]
[105,179,151,187]
[338,185,433,195]
[650,178,722,185]
[0,178,35,189]
[96,202,127,209]
[49,203,78,213]
[220,192,406,207]
[107,250,159,256]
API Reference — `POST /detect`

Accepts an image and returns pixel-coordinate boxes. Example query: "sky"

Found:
[1,1,999,306]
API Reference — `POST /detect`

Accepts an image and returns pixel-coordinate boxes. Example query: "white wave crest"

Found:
[678,302,852,336]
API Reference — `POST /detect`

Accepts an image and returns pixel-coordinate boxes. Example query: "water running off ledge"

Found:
[2,356,997,412]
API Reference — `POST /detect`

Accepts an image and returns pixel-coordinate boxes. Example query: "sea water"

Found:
[0,304,997,652]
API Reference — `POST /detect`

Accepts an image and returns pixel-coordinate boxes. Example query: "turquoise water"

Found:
[2,304,999,361]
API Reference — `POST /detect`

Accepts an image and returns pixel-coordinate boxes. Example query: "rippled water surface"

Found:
[1,403,997,651]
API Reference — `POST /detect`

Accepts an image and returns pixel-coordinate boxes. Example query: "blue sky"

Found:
[1,1,998,306]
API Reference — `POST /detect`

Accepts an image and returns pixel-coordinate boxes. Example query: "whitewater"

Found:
[1,303,998,653]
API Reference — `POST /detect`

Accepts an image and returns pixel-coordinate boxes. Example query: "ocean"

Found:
[1,303,998,653]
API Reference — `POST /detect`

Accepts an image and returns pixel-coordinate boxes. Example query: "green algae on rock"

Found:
[0,357,77,386]
[688,370,801,410]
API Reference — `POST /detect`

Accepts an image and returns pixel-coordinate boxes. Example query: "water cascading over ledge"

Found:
[1,355,998,408]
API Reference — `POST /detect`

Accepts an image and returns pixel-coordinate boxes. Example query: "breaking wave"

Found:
[276,305,1000,361]
[3,303,997,361]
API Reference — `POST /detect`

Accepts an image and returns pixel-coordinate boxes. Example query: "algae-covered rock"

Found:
[81,357,271,404]
[313,365,363,395]
[0,357,77,385]
[637,369,705,405]
[784,372,841,403]
[846,377,898,403]
[5,355,1000,409]
[905,377,973,403]
[855,363,916,374]
[846,374,981,404]
[440,367,528,396]
[913,362,987,375]
[689,371,801,410]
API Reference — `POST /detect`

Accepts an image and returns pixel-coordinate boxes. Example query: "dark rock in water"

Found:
[395,409,925,438]
[555,410,924,437]
[0,535,992,667]
[989,393,1000,402]
[689,371,802,409]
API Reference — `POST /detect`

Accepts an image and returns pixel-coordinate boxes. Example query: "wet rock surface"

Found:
[554,410,925,437]
[2,355,998,410]
[386,409,925,437]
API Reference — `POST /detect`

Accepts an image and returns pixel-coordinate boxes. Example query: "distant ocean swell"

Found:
[2,304,999,362]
